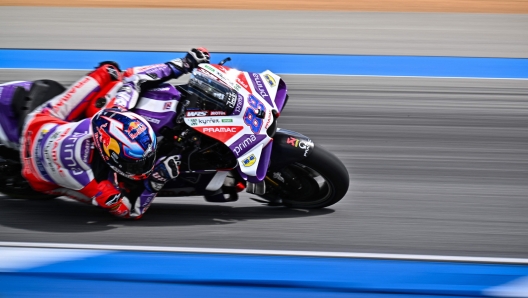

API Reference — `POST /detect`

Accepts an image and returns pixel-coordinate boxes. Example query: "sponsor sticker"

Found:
[204,65,215,72]
[203,127,237,133]
[264,110,272,129]
[186,110,227,117]
[127,121,146,139]
[196,68,220,81]
[163,101,173,110]
[214,65,230,73]
[222,119,233,123]
[242,154,257,167]
[62,132,87,175]
[233,134,257,156]
[236,73,252,93]
[186,110,209,117]
[196,126,243,143]
[198,118,220,125]
[143,116,161,124]
[81,139,91,163]
[287,136,312,157]
[210,111,227,116]
[250,73,270,99]
[226,92,237,109]
[50,128,72,177]
[264,74,276,87]
[200,65,228,82]
[233,94,244,115]
[187,117,221,125]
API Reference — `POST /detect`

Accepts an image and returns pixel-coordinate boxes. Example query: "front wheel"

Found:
[262,145,349,209]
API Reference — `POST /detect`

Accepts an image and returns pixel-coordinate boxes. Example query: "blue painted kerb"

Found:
[1,250,528,297]
[1,49,527,78]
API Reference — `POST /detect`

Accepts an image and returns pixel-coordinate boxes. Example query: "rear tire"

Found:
[0,158,57,200]
[263,145,349,209]
[0,182,57,200]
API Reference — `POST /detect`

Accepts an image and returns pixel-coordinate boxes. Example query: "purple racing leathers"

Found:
[18,60,187,219]
[119,62,185,110]
[134,83,181,134]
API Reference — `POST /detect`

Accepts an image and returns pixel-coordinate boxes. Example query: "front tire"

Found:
[263,145,349,208]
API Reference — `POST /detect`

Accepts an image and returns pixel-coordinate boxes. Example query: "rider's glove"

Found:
[94,193,132,219]
[185,47,210,68]
[166,47,210,74]
[108,197,132,218]
[146,155,181,192]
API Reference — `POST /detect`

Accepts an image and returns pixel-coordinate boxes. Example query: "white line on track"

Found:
[1,68,527,80]
[1,241,528,264]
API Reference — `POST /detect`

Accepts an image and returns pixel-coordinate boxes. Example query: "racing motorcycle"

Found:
[0,59,349,209]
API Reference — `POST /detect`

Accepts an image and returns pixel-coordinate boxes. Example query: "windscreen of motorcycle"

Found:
[187,70,236,115]
[184,64,282,182]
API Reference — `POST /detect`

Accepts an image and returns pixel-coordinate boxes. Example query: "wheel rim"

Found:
[267,163,334,207]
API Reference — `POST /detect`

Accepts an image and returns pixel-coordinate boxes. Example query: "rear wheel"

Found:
[0,158,57,200]
[262,145,349,209]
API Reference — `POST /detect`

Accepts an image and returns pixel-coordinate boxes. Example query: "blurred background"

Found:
[0,0,528,297]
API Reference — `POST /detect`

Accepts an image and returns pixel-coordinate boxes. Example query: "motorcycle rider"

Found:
[19,48,210,219]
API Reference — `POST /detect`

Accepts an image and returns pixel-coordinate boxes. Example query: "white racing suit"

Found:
[18,61,186,219]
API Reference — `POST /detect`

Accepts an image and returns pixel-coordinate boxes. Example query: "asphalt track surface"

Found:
[1,7,528,57]
[1,70,527,258]
[1,7,527,259]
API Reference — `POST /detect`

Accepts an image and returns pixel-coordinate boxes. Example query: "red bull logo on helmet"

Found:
[127,120,146,139]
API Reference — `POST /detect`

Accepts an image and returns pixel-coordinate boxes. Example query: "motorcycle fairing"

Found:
[183,64,285,181]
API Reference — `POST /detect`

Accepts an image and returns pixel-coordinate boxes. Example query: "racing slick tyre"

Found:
[0,183,57,200]
[0,158,57,200]
[263,145,349,209]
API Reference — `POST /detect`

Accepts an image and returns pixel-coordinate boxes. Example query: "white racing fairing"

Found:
[183,64,282,182]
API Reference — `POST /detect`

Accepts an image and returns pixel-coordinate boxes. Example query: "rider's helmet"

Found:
[187,68,238,114]
[91,107,157,180]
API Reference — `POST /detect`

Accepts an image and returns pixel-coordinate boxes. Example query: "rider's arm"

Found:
[87,155,181,219]
[132,155,181,218]
[114,48,210,110]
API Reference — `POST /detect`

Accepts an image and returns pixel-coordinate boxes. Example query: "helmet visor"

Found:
[113,150,156,180]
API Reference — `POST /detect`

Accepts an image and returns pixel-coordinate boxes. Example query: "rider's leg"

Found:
[38,64,122,122]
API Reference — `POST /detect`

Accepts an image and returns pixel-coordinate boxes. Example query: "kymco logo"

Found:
[203,127,237,133]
